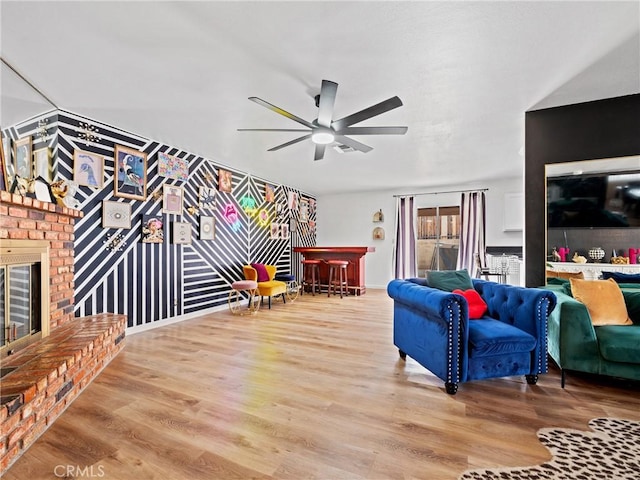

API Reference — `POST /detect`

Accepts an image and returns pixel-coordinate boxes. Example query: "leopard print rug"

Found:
[459,417,640,479]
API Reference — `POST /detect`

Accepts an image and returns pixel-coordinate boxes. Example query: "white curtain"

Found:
[393,196,417,278]
[457,191,486,277]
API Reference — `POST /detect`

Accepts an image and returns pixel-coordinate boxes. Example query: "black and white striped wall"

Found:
[3,110,316,329]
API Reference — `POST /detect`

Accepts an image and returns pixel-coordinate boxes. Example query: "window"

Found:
[417,206,460,273]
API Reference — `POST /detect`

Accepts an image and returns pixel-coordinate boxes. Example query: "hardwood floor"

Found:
[6,289,640,479]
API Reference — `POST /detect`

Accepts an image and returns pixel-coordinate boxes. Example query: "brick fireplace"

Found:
[0,191,126,474]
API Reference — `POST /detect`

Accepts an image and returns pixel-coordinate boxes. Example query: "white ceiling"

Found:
[1,1,639,196]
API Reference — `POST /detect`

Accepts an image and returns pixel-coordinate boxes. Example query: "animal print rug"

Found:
[459,417,640,479]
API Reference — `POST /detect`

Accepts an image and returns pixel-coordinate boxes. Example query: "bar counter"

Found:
[293,246,375,295]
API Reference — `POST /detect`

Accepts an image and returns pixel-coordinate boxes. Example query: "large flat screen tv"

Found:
[547,172,640,228]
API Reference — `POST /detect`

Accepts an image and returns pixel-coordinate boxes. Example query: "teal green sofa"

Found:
[544,281,640,387]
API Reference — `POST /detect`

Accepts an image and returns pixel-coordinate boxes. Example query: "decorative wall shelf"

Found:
[373,226,385,240]
[547,262,640,281]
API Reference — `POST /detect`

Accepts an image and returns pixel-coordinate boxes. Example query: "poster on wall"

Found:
[158,151,188,182]
[265,183,275,202]
[102,200,132,229]
[199,186,216,209]
[287,191,298,210]
[141,214,164,243]
[114,145,147,200]
[173,221,192,244]
[73,149,103,187]
[218,169,233,192]
[270,222,280,240]
[200,216,215,240]
[162,184,184,214]
[299,198,309,223]
[281,223,290,240]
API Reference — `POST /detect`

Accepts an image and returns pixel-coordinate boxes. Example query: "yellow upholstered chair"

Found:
[243,264,287,309]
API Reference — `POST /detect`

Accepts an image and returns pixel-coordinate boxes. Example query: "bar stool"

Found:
[327,260,349,298]
[301,259,321,295]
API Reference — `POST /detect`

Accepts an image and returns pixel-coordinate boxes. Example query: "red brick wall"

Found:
[0,191,82,330]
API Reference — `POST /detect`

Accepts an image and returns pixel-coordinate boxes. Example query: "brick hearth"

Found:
[0,191,127,474]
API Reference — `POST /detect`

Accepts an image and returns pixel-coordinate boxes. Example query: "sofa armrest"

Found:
[623,290,640,325]
[546,289,601,369]
[387,279,468,384]
[387,279,468,321]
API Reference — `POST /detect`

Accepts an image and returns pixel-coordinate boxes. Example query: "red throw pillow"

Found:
[251,263,270,282]
[453,289,488,319]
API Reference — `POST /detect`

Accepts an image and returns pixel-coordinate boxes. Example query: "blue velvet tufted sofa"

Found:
[387,278,557,394]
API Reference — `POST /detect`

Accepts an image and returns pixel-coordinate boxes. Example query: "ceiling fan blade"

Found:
[335,126,408,135]
[267,134,312,152]
[331,96,403,131]
[316,80,338,128]
[249,97,315,129]
[314,144,326,161]
[334,135,373,153]
[237,128,311,132]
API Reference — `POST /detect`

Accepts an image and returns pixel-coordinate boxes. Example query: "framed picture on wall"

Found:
[218,168,233,192]
[299,198,309,223]
[198,186,216,210]
[265,183,275,202]
[281,223,289,240]
[114,144,147,200]
[141,214,164,243]
[200,216,215,240]
[287,191,298,210]
[0,135,6,191]
[162,184,184,214]
[13,136,32,179]
[102,200,132,229]
[158,151,189,182]
[34,148,53,183]
[173,221,192,244]
[73,149,104,187]
[270,222,280,240]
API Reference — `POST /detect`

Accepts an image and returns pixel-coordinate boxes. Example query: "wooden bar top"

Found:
[293,246,375,294]
[293,246,375,254]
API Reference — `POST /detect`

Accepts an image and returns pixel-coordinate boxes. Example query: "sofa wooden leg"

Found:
[561,369,566,388]
[398,349,407,360]
[445,382,458,395]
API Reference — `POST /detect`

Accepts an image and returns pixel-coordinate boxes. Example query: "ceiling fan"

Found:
[238,80,408,161]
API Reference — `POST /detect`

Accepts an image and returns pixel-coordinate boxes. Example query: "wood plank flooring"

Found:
[5,289,640,479]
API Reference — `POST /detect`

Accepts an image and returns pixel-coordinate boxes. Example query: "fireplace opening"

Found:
[0,240,50,358]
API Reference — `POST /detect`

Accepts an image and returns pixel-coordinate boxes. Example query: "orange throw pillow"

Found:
[453,289,488,319]
[569,278,632,326]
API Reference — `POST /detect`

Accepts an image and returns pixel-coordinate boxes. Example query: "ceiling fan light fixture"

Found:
[311,130,334,145]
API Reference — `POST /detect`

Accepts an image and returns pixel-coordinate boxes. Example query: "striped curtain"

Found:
[457,191,486,277]
[393,196,417,278]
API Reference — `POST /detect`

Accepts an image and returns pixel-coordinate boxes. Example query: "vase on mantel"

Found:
[588,247,605,263]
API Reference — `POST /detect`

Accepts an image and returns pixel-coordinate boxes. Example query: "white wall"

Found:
[316,176,524,289]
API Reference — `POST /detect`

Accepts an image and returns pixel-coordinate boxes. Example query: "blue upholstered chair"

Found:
[387,277,557,394]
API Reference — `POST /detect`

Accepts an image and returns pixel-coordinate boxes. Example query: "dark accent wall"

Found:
[4,110,317,328]
[524,93,640,286]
